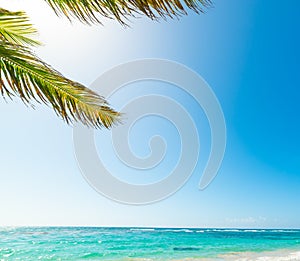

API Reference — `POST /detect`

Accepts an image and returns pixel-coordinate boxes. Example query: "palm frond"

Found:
[44,0,212,25]
[0,40,120,128]
[0,8,41,46]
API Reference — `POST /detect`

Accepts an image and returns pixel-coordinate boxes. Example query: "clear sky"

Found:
[0,0,299,228]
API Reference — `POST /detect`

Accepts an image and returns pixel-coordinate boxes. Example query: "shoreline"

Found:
[218,249,300,261]
[128,249,300,261]
[174,248,300,261]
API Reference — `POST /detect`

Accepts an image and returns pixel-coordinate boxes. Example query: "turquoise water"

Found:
[0,227,300,260]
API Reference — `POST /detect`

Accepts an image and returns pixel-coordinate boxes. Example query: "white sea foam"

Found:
[130,228,155,232]
[160,229,194,233]
[169,249,300,261]
[218,249,300,261]
[210,229,241,232]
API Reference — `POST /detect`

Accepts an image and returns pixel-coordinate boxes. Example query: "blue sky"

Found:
[0,0,299,228]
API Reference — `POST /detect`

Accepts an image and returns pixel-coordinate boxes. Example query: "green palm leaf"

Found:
[0,40,120,128]
[44,0,212,25]
[0,8,41,46]
[0,8,120,128]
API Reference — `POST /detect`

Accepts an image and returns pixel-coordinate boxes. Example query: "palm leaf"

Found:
[0,40,120,128]
[0,8,41,46]
[44,0,212,25]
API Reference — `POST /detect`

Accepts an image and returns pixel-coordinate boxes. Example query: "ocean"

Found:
[0,227,300,260]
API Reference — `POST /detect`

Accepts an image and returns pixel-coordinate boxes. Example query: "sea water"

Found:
[0,227,300,260]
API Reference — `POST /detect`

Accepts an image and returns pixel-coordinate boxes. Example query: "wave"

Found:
[213,229,241,232]
[128,228,300,234]
[130,228,155,232]
[160,229,194,233]
[205,229,300,233]
[81,252,104,259]
[242,229,266,232]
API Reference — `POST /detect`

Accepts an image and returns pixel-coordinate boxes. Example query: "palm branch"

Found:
[0,9,120,128]
[44,0,212,25]
[0,8,41,46]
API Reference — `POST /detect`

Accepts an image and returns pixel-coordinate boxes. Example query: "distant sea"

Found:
[0,227,300,260]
